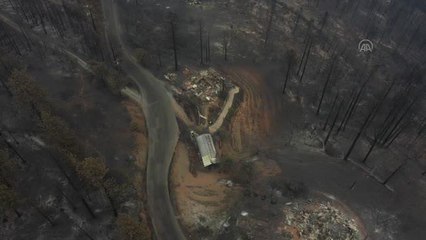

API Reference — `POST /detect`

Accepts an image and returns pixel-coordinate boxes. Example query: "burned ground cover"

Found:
[0,0,425,239]
[0,53,149,239]
[0,1,150,239]
[124,0,426,239]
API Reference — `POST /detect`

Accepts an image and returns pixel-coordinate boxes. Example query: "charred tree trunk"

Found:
[199,21,203,65]
[319,11,329,34]
[157,48,162,67]
[324,98,344,145]
[223,33,228,61]
[0,78,13,96]
[343,105,376,161]
[46,151,96,218]
[376,101,406,142]
[323,93,339,130]
[89,9,97,33]
[385,127,403,148]
[264,0,277,47]
[341,69,378,130]
[299,39,313,83]
[383,162,406,185]
[14,208,22,218]
[293,8,302,34]
[297,37,310,75]
[57,187,77,211]
[1,137,27,164]
[171,21,178,71]
[413,120,426,143]
[75,223,96,240]
[362,134,379,164]
[207,31,211,63]
[336,89,356,134]
[282,57,293,94]
[103,186,118,217]
[317,57,336,115]
[405,24,420,50]
[343,75,393,160]
[380,96,418,145]
[33,204,55,226]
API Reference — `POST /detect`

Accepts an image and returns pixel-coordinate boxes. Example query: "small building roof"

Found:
[195,134,218,167]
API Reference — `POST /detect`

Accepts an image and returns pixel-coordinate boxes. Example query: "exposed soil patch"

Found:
[170,141,241,237]
[123,100,149,220]
[222,67,276,152]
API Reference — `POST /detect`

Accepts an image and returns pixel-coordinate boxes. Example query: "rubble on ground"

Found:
[187,0,201,6]
[164,72,178,82]
[218,179,234,187]
[180,68,227,103]
[284,202,361,240]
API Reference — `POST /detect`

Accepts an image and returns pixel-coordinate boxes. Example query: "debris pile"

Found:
[181,68,226,103]
[284,202,361,240]
[187,0,201,6]
[164,72,178,82]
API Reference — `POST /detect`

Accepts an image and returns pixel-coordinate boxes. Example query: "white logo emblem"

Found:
[358,39,373,53]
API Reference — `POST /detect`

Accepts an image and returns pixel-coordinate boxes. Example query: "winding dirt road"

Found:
[209,86,240,133]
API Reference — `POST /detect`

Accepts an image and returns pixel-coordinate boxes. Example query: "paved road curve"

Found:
[101,1,185,240]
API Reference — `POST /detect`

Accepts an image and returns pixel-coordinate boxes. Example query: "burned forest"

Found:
[0,0,425,240]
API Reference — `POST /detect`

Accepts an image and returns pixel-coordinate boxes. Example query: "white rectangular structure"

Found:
[195,134,218,167]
